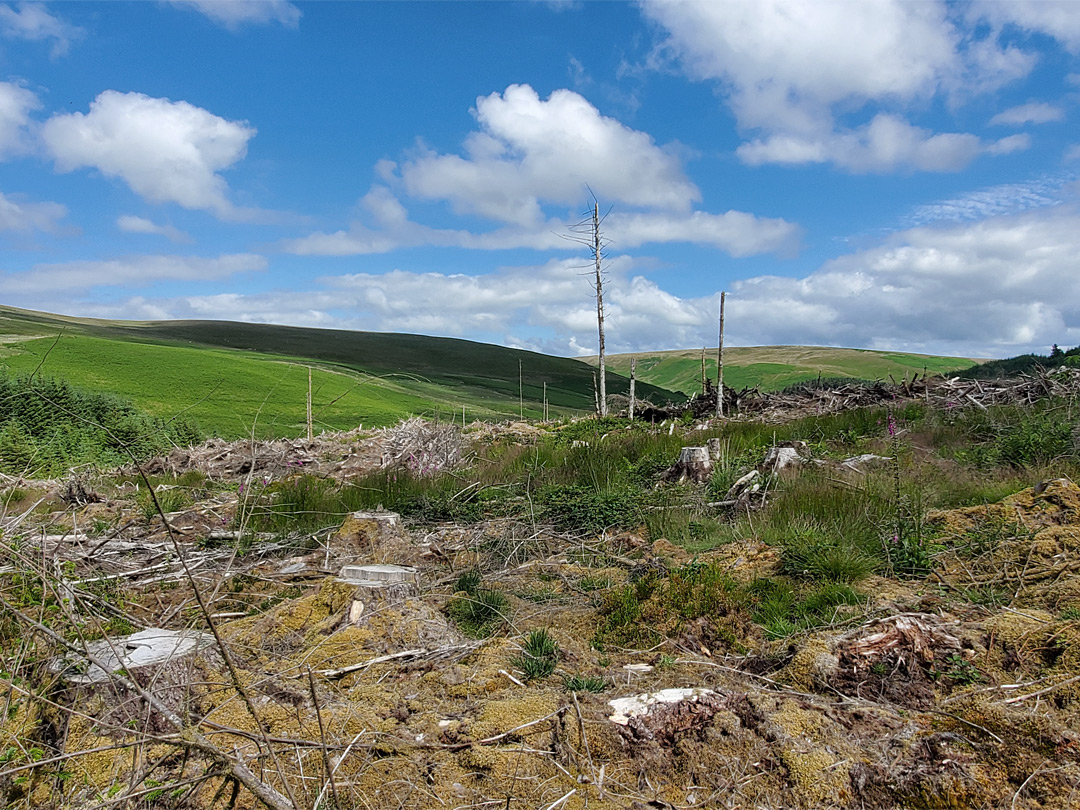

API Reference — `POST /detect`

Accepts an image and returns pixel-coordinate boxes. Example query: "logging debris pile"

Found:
[134,419,467,483]
[656,367,1080,423]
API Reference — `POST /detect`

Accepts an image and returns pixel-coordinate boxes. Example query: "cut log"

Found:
[724,469,760,501]
[840,453,893,472]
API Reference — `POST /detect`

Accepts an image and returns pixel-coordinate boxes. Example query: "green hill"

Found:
[593,345,980,395]
[0,306,676,438]
[956,344,1080,379]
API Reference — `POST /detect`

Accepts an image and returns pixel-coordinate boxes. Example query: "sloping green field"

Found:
[595,345,980,395]
[0,306,675,438]
[0,306,984,439]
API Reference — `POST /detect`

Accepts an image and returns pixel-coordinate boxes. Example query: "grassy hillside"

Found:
[0,306,675,438]
[595,345,980,395]
[957,344,1080,379]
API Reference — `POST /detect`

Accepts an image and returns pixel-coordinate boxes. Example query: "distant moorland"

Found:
[596,345,980,396]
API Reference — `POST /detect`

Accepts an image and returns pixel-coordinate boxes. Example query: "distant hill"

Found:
[0,305,677,438]
[591,345,980,395]
[956,345,1080,379]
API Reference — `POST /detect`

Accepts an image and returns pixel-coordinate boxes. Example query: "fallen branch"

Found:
[315,643,479,680]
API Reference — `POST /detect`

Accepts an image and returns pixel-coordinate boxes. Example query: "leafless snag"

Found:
[562,196,612,418]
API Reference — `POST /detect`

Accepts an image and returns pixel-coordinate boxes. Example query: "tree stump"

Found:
[50,628,218,735]
[759,445,804,473]
[338,564,420,624]
[666,447,713,484]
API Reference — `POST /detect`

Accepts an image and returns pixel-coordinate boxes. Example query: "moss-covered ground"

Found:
[3,393,1080,809]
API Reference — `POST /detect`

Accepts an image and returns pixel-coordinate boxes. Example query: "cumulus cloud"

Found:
[36,209,1080,358]
[0,2,83,57]
[0,253,266,295]
[42,91,256,219]
[972,0,1080,53]
[726,211,1080,355]
[644,0,961,132]
[400,84,700,225]
[0,81,39,159]
[990,102,1065,126]
[737,114,984,173]
[235,212,1080,356]
[116,215,191,243]
[281,186,800,257]
[641,0,1037,171]
[168,0,301,29]
[0,191,66,232]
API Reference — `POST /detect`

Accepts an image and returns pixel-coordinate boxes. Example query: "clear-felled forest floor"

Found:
[3,396,1080,809]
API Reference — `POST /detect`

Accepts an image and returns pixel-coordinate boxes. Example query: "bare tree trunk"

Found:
[307,367,313,440]
[593,203,607,417]
[716,291,726,418]
[629,358,636,421]
[592,371,600,416]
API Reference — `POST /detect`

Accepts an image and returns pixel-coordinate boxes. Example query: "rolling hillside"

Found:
[594,345,980,396]
[0,306,676,438]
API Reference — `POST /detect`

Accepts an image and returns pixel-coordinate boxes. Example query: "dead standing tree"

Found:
[564,199,611,417]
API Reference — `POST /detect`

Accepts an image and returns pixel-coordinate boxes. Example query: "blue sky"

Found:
[1,0,1079,358]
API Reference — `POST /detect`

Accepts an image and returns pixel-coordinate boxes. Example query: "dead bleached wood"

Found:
[316,642,479,680]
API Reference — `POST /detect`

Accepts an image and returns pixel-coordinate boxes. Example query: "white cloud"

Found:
[281,186,800,257]
[737,114,984,173]
[400,84,700,225]
[726,211,1080,355]
[0,191,66,232]
[644,0,961,132]
[642,0,1037,172]
[986,133,1031,155]
[42,90,256,219]
[116,215,191,243]
[904,174,1069,225]
[1067,144,1080,162]
[603,210,801,255]
[277,210,1080,356]
[972,0,1080,53]
[0,81,39,159]
[0,253,265,295]
[0,2,83,57]
[34,209,1080,358]
[990,102,1065,126]
[168,0,301,29]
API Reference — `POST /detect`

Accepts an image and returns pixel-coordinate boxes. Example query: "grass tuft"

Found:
[446,574,508,639]
[513,628,559,681]
[563,674,606,693]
